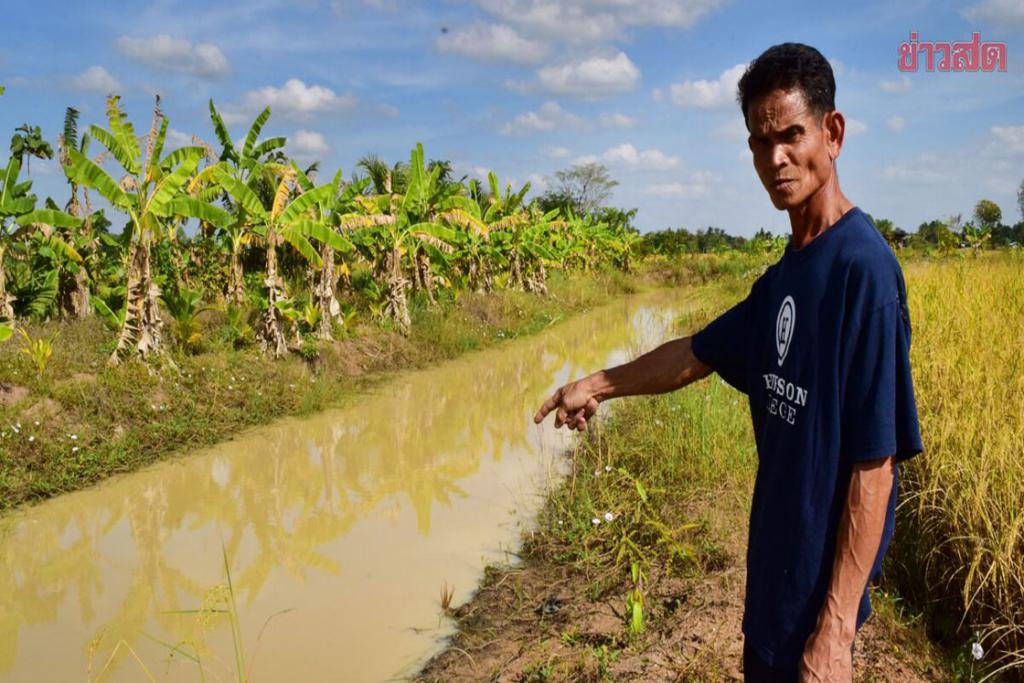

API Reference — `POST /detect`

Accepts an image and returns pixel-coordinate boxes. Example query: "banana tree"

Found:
[63,95,231,364]
[1,157,82,321]
[55,106,98,319]
[215,163,348,356]
[205,100,288,304]
[293,164,365,340]
[354,143,467,333]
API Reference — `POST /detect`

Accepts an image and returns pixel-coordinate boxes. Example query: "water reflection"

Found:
[0,291,689,682]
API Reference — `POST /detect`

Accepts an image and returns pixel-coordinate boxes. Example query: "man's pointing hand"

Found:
[534,377,601,432]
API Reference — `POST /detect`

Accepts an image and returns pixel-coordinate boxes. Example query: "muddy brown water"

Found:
[0,290,691,682]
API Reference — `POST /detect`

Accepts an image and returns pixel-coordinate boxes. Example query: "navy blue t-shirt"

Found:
[690,206,923,672]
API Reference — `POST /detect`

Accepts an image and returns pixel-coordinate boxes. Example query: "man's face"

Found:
[746,88,840,211]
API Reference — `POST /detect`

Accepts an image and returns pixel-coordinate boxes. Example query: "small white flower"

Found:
[972,642,984,660]
[655,419,663,426]
[72,446,79,453]
[151,404,158,410]
[593,469,601,477]
[604,512,615,522]
[70,434,78,441]
[604,465,612,472]
[227,385,233,390]
[33,421,40,427]
[28,436,35,443]
[15,422,21,430]
[557,520,564,525]
[591,517,601,526]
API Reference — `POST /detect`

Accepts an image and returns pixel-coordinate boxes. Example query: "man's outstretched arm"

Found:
[533,336,713,431]
[800,456,895,682]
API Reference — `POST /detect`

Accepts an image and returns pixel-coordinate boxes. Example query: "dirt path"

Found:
[417,487,950,682]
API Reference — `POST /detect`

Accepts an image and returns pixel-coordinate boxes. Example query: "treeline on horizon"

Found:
[636,200,1024,257]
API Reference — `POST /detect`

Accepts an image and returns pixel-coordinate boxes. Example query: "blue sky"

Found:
[2,0,1022,236]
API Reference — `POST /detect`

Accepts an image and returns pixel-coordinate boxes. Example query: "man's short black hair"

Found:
[737,43,836,127]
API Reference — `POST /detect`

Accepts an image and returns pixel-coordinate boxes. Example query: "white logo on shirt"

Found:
[776,295,795,366]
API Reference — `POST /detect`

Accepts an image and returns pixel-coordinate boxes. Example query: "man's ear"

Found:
[823,109,845,162]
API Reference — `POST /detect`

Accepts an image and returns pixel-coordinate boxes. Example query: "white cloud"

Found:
[536,51,640,98]
[500,101,581,135]
[599,112,636,128]
[882,156,945,184]
[880,75,912,94]
[886,115,906,132]
[845,118,868,135]
[964,0,1024,30]
[436,23,548,65]
[540,144,570,159]
[666,63,746,109]
[711,117,748,141]
[69,66,121,94]
[224,79,358,123]
[576,143,681,171]
[645,171,721,198]
[470,0,724,45]
[290,129,330,158]
[989,126,1024,156]
[116,35,230,79]
[525,172,548,192]
[165,128,194,150]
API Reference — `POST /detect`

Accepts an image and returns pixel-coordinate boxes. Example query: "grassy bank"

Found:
[421,253,1024,682]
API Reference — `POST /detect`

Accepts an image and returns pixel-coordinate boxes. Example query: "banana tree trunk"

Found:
[481,260,494,293]
[508,250,524,291]
[60,267,92,319]
[416,251,435,305]
[383,248,410,336]
[0,246,14,321]
[111,238,163,364]
[227,244,245,305]
[314,242,340,341]
[525,261,548,296]
[258,231,288,359]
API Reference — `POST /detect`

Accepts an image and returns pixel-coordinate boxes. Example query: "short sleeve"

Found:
[841,297,923,463]
[691,290,753,394]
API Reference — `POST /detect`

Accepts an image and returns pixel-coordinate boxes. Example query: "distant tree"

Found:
[917,219,954,248]
[1017,178,1024,222]
[539,162,618,216]
[9,123,53,176]
[592,206,638,234]
[974,199,1002,229]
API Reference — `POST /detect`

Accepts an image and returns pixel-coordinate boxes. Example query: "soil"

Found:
[417,489,950,682]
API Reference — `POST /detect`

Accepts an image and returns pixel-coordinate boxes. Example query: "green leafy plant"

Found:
[18,327,58,377]
[161,286,214,354]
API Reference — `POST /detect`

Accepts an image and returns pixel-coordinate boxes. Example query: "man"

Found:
[533,43,922,682]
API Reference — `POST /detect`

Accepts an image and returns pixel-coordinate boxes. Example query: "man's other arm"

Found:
[799,456,895,682]
[533,336,712,431]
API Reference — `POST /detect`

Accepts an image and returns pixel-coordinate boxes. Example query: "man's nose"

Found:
[770,143,787,169]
